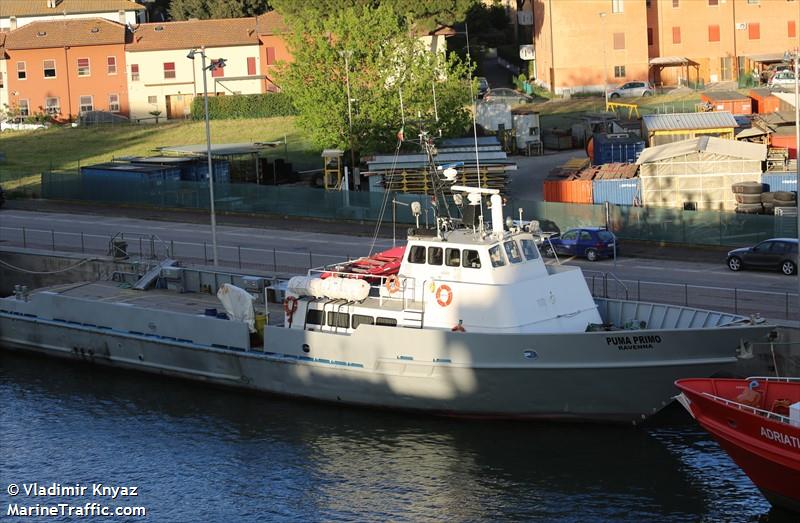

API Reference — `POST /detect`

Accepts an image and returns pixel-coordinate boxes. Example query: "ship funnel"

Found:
[490,194,503,237]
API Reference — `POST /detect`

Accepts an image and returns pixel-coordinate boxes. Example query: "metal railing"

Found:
[584,270,799,321]
[1,224,796,321]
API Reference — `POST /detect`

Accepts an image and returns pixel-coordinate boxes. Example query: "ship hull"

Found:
[676,379,800,513]
[1,313,771,424]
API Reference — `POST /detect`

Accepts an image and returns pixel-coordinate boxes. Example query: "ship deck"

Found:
[38,281,285,325]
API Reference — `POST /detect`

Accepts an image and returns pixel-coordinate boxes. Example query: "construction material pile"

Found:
[732,181,797,215]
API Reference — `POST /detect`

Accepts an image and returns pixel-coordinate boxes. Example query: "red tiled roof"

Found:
[0,0,144,17]
[4,18,126,50]
[127,15,285,52]
[255,11,288,36]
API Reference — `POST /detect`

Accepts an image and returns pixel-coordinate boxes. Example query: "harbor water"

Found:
[0,349,794,522]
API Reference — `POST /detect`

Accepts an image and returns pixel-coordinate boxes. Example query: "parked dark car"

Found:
[726,238,798,275]
[543,227,617,261]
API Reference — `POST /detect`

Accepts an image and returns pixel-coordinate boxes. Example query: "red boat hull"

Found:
[675,378,800,513]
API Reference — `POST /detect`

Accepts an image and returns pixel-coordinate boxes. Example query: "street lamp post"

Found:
[338,50,356,181]
[187,47,225,267]
[599,12,609,107]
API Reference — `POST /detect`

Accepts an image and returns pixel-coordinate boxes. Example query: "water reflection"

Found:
[0,351,775,522]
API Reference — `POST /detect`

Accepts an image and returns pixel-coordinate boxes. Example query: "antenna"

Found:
[464,22,484,226]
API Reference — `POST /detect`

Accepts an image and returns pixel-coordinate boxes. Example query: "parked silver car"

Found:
[608,81,653,99]
[0,117,48,132]
[483,88,533,105]
[768,69,796,89]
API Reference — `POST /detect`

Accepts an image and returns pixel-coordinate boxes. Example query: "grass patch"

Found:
[0,116,320,185]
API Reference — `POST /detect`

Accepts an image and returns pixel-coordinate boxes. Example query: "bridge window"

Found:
[327,311,350,328]
[376,317,397,327]
[408,245,426,264]
[504,241,523,263]
[446,248,461,267]
[428,246,443,265]
[306,309,324,325]
[463,249,481,269]
[352,314,374,329]
[519,239,539,260]
[489,245,506,268]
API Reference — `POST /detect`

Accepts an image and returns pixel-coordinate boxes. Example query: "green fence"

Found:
[41,172,796,246]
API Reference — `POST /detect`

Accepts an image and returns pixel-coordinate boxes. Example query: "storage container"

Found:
[700,91,752,115]
[592,133,645,165]
[543,179,593,204]
[81,162,181,182]
[748,89,781,114]
[770,131,798,160]
[592,178,641,206]
[761,173,798,193]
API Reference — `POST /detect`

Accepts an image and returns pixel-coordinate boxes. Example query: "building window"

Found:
[247,57,256,76]
[708,0,718,5]
[613,32,625,49]
[45,97,60,115]
[17,62,26,80]
[708,25,720,42]
[614,65,626,78]
[746,0,759,4]
[163,62,175,79]
[147,95,157,104]
[647,27,653,46]
[672,0,679,6]
[43,59,56,78]
[77,58,90,76]
[265,47,276,65]
[612,0,623,13]
[79,95,93,113]
[131,64,139,81]
[672,26,681,44]
[790,21,797,38]
[748,23,759,40]
[0,72,3,88]
[646,0,651,7]
[108,94,120,112]
[107,56,117,75]
[19,99,30,116]
[211,59,224,78]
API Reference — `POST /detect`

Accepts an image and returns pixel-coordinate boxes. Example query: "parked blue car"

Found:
[543,227,618,261]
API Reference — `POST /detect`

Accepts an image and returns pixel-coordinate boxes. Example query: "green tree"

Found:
[168,0,270,20]
[276,5,473,153]
[270,0,475,31]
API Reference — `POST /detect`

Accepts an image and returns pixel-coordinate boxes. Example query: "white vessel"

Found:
[0,183,774,424]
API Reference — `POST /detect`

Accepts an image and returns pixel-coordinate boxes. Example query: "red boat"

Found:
[675,377,800,513]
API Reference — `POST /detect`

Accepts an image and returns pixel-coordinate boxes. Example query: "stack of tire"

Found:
[732,181,764,214]
[772,190,797,213]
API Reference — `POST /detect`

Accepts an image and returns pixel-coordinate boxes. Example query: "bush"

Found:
[191,93,297,120]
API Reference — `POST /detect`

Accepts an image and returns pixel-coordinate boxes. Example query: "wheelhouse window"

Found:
[306,308,324,325]
[504,241,523,263]
[489,245,506,267]
[375,317,397,327]
[408,245,426,264]
[445,248,461,267]
[519,239,539,260]
[77,58,90,76]
[462,249,481,268]
[352,314,374,329]
[43,59,56,78]
[427,247,443,265]
[327,311,349,329]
